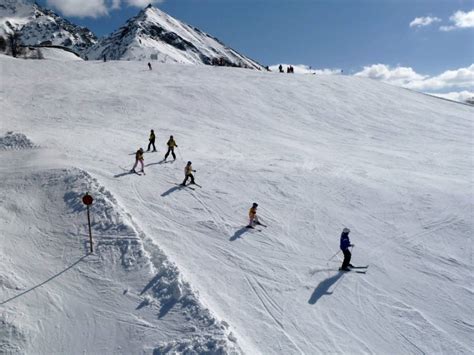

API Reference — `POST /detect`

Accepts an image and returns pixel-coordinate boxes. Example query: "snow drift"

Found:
[0,161,238,354]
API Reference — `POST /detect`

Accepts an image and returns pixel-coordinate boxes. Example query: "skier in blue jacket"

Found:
[339,228,354,271]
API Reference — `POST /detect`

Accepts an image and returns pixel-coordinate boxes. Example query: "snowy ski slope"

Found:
[0,55,473,354]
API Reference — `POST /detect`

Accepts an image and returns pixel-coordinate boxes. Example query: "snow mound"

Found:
[40,47,82,61]
[0,166,239,354]
[0,315,26,354]
[0,131,36,150]
[154,334,236,355]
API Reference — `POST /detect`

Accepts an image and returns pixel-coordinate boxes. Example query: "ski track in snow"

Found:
[1,55,473,354]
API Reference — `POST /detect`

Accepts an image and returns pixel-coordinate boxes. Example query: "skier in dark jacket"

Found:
[147,129,156,152]
[339,228,354,271]
[164,135,178,161]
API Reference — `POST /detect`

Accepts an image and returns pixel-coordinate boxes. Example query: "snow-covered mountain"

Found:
[86,5,263,68]
[0,0,97,54]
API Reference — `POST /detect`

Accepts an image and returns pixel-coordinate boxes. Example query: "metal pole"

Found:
[87,205,93,253]
[328,250,341,261]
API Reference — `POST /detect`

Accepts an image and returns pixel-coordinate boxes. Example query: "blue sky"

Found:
[37,0,474,100]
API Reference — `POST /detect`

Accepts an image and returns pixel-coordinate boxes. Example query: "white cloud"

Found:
[47,0,108,18]
[125,0,164,7]
[46,0,164,17]
[440,9,474,31]
[409,16,441,28]
[111,0,121,10]
[354,64,426,86]
[313,68,343,75]
[405,64,474,91]
[427,91,474,104]
[354,64,474,103]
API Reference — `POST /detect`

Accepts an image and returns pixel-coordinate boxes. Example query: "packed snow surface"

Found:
[0,54,473,354]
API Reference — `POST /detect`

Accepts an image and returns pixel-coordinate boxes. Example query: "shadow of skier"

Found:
[161,186,182,197]
[113,170,134,178]
[308,271,344,305]
[229,227,250,241]
[145,161,162,167]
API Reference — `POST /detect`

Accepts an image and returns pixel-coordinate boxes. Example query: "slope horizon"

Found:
[33,0,474,103]
[2,0,472,104]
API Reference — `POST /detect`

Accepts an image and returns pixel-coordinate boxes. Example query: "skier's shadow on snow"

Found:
[161,186,181,197]
[308,271,344,305]
[229,227,250,241]
[145,161,163,167]
[113,171,134,178]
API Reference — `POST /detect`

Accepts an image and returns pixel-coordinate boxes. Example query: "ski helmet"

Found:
[343,227,350,234]
[188,161,192,164]
[253,202,258,207]
[139,148,144,152]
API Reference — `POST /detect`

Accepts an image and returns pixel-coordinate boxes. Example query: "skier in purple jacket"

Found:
[339,228,354,271]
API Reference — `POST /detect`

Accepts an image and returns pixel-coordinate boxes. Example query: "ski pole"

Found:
[328,250,341,261]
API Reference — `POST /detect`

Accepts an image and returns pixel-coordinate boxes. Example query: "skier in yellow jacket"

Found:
[164,135,178,161]
[247,202,265,228]
[181,161,196,186]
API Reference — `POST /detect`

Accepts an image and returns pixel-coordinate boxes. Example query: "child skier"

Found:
[181,161,196,186]
[339,228,354,271]
[147,129,156,152]
[131,148,145,174]
[246,202,265,228]
[164,135,178,161]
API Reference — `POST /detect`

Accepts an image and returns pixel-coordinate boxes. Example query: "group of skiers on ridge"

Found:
[278,64,294,73]
[132,130,357,271]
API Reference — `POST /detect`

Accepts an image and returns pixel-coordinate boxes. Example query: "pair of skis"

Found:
[339,265,369,274]
[246,222,267,232]
[309,265,369,275]
[175,182,202,190]
[159,159,176,164]
[119,166,146,176]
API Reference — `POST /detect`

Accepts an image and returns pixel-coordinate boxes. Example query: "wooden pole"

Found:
[87,205,93,253]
